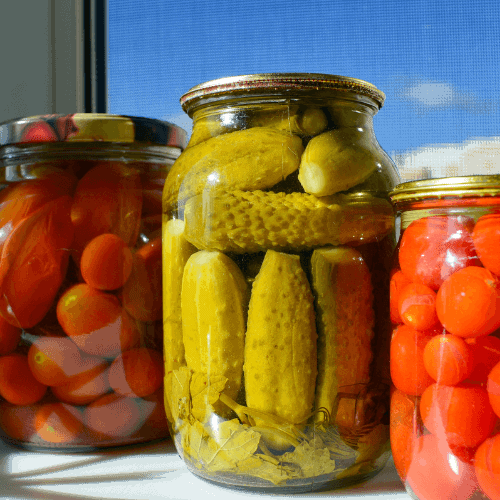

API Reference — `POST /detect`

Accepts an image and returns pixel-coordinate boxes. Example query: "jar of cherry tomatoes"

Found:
[389,175,500,500]
[0,113,186,450]
[163,73,400,492]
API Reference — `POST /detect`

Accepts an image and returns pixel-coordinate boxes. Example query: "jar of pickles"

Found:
[162,73,400,492]
[0,113,186,450]
[390,176,500,500]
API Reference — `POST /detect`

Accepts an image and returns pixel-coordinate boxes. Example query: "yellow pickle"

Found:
[162,73,400,493]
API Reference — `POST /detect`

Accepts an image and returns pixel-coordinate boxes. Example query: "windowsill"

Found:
[0,438,407,499]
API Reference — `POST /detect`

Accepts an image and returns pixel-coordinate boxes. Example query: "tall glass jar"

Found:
[389,176,500,500]
[162,73,400,492]
[0,113,186,450]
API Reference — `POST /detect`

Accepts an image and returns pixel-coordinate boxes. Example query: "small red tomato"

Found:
[436,266,500,338]
[122,238,162,322]
[390,324,437,396]
[390,388,423,481]
[0,353,47,405]
[108,347,163,398]
[406,434,479,500]
[473,213,500,276]
[70,163,142,261]
[56,283,140,358]
[474,433,500,500]
[80,233,133,290]
[398,282,439,331]
[390,270,412,324]
[0,196,74,328]
[0,316,22,355]
[420,383,496,448]
[398,216,479,290]
[487,361,500,417]
[466,335,500,383]
[0,403,38,442]
[35,402,83,444]
[423,334,474,385]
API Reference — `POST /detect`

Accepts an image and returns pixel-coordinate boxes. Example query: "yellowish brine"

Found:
[163,74,399,493]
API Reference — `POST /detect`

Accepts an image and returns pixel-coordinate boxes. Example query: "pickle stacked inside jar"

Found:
[163,103,396,487]
[0,158,169,449]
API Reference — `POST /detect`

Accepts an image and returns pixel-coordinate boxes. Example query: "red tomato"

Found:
[487,361,500,418]
[398,282,439,331]
[474,433,500,500]
[436,266,500,338]
[420,383,497,448]
[0,196,75,328]
[108,347,163,398]
[0,316,22,355]
[398,216,479,290]
[56,283,140,358]
[35,402,83,444]
[0,353,47,405]
[51,356,109,405]
[122,238,162,322]
[390,324,437,395]
[473,213,500,276]
[423,334,474,385]
[70,163,142,261]
[466,335,500,383]
[80,233,133,290]
[390,388,423,481]
[390,270,412,324]
[0,403,38,442]
[136,389,169,434]
[406,434,479,500]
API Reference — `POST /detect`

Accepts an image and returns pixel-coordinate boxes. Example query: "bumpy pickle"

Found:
[183,189,394,253]
[163,127,304,213]
[162,219,196,373]
[181,250,248,403]
[310,247,375,424]
[244,250,317,426]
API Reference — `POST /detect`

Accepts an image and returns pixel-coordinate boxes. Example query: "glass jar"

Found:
[0,113,186,450]
[162,73,400,492]
[389,175,500,500]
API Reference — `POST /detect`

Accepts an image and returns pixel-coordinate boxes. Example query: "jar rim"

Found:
[0,113,187,149]
[390,174,500,206]
[180,73,385,116]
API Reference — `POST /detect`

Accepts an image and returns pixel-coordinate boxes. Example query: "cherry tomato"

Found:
[466,335,500,383]
[390,270,412,324]
[473,213,500,276]
[51,356,109,405]
[56,283,140,358]
[84,393,142,439]
[423,334,474,385]
[406,434,479,500]
[398,215,479,290]
[390,324,437,395]
[122,237,162,322]
[80,233,133,291]
[0,353,47,405]
[136,389,169,434]
[70,163,142,261]
[487,361,500,418]
[474,433,500,500]
[27,336,88,386]
[436,266,500,338]
[420,383,496,448]
[390,388,423,481]
[0,196,74,328]
[398,282,439,331]
[108,347,163,398]
[35,402,83,444]
[0,316,22,355]
[0,403,38,442]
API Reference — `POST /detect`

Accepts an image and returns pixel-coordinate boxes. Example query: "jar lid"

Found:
[390,175,500,207]
[0,114,188,149]
[180,73,385,116]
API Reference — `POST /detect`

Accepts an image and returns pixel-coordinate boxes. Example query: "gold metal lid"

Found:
[0,113,187,149]
[390,175,500,207]
[180,73,386,116]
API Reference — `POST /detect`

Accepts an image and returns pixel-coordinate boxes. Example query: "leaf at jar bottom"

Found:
[164,366,192,426]
[190,372,229,422]
[181,420,208,467]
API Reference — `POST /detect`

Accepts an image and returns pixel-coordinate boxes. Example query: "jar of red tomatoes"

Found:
[389,175,500,500]
[0,114,186,450]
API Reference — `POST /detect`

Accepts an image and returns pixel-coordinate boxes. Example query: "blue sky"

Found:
[108,0,500,173]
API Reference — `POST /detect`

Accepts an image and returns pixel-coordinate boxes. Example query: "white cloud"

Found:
[406,82,454,106]
[394,137,500,181]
